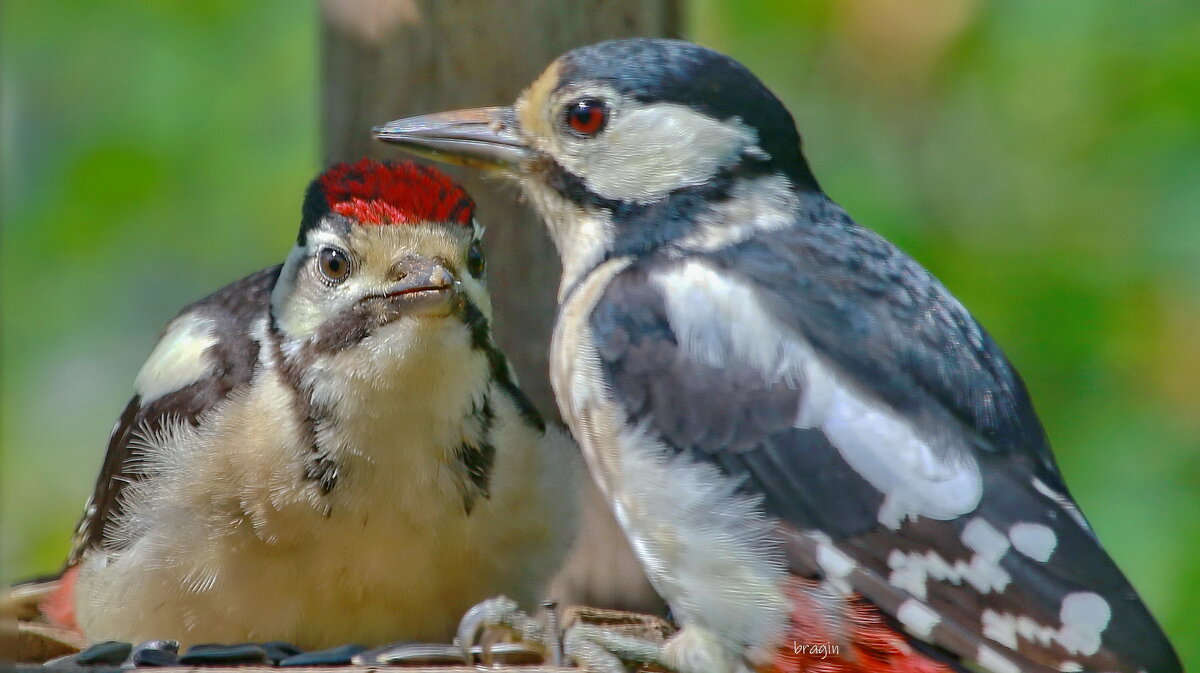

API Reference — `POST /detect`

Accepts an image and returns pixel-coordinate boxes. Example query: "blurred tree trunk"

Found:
[320,0,679,615]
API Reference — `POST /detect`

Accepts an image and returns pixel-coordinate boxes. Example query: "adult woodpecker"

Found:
[23,159,578,650]
[375,39,1181,673]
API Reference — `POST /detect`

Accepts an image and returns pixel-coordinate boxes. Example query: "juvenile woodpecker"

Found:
[31,159,578,650]
[376,39,1181,673]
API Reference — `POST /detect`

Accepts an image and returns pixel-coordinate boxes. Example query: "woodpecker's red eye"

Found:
[318,247,352,283]
[565,99,608,137]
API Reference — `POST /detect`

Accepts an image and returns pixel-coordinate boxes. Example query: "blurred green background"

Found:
[2,0,1197,664]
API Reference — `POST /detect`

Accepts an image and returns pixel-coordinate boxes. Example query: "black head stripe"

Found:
[299,176,332,245]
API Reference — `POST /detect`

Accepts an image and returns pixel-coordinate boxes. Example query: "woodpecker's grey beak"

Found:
[385,255,456,297]
[367,255,458,317]
[373,106,529,171]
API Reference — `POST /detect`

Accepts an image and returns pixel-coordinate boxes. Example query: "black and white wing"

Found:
[68,266,280,564]
[589,200,1180,673]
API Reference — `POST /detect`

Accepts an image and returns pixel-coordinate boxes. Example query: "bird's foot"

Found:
[456,596,677,672]
[570,623,741,673]
[563,621,673,672]
[455,596,562,666]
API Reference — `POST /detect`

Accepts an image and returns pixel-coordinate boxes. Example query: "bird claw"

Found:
[454,595,558,666]
[455,596,507,664]
[456,598,681,672]
[560,606,686,672]
[563,622,673,673]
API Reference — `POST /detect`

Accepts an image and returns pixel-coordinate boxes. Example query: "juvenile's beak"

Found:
[365,254,458,319]
[373,106,528,171]
[384,254,456,298]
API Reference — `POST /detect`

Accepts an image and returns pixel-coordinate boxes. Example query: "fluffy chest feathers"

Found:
[74,318,552,648]
[302,320,492,516]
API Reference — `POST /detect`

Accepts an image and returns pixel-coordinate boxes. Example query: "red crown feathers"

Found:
[317,159,475,227]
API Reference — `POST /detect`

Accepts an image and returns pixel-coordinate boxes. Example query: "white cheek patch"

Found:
[652,261,983,531]
[271,241,362,341]
[272,243,337,343]
[570,103,761,204]
[269,245,306,323]
[134,314,218,404]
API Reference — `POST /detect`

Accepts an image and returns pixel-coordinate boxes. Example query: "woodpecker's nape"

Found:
[11,158,578,661]
[376,38,1181,673]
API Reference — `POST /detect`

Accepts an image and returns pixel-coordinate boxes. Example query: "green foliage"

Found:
[2,0,1196,665]
[1,0,318,577]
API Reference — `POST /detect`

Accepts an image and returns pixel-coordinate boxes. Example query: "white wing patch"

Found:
[977,645,1023,673]
[1009,522,1058,562]
[887,519,1013,600]
[981,592,1112,658]
[814,533,858,582]
[1032,477,1091,531]
[134,313,218,404]
[962,517,1011,562]
[897,598,941,638]
[652,261,983,530]
[887,546,1012,600]
[1059,592,1112,655]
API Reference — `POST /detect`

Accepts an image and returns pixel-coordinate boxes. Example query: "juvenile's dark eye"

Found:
[565,99,608,137]
[318,247,352,283]
[466,241,485,278]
